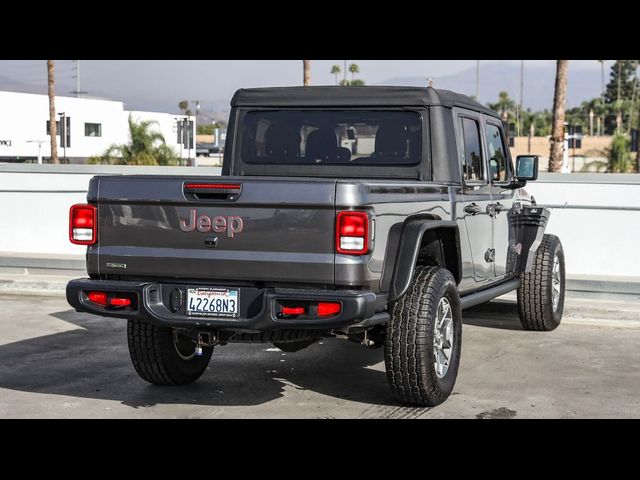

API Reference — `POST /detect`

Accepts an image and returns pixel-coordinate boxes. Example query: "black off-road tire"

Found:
[127,320,213,385]
[517,234,565,331]
[384,266,462,407]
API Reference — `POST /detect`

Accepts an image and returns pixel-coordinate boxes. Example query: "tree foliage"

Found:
[88,115,179,166]
[604,61,637,104]
[178,100,192,117]
[487,91,516,122]
[196,122,222,135]
[603,60,639,134]
[330,64,341,85]
[606,133,633,172]
[348,63,360,80]
[338,63,365,86]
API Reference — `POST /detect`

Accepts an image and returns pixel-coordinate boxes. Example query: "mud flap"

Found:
[507,205,550,273]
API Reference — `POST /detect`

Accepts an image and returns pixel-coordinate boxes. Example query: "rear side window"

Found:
[240,110,422,166]
[485,123,509,182]
[460,117,483,182]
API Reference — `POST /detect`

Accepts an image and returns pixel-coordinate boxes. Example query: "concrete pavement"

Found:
[0,292,639,418]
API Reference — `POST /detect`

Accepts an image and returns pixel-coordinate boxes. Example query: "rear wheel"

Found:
[384,266,462,406]
[517,234,565,331]
[127,320,213,385]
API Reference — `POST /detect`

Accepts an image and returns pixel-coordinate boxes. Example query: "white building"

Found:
[0,91,196,163]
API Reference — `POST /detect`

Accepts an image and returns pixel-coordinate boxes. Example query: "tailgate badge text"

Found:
[179,209,244,238]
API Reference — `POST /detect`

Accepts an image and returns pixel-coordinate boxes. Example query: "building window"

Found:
[85,123,102,137]
[46,120,61,136]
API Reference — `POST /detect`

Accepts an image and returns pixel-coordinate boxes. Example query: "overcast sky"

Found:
[0,59,607,112]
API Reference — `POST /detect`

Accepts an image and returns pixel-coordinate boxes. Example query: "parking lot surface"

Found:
[1,292,639,418]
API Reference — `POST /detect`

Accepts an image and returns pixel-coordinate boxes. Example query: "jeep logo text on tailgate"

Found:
[179,209,244,237]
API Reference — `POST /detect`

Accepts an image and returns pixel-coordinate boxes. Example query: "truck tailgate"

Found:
[91,176,337,285]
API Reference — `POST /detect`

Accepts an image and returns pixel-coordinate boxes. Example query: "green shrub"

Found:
[607,133,633,173]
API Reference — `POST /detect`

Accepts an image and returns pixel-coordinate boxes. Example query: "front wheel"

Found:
[384,266,462,407]
[517,234,565,331]
[127,320,213,385]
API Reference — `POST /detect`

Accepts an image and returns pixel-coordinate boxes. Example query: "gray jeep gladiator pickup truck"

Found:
[67,86,564,406]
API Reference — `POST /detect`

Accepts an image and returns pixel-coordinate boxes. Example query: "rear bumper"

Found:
[66,278,378,331]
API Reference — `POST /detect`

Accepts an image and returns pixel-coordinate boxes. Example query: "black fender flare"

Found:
[385,219,462,302]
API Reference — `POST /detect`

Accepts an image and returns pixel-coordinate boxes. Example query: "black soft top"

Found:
[231,86,499,118]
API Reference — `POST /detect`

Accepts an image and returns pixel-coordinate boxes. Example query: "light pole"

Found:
[184,117,192,166]
[175,117,183,164]
[475,60,480,101]
[27,140,46,164]
[190,100,200,123]
[599,60,605,135]
[519,60,524,137]
[58,112,66,162]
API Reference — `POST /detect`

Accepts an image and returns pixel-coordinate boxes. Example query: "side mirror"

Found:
[516,155,539,181]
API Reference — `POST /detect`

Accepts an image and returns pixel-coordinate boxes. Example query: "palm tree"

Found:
[549,60,569,172]
[349,63,360,81]
[330,64,341,85]
[178,100,189,114]
[303,60,311,86]
[89,115,179,166]
[47,60,58,164]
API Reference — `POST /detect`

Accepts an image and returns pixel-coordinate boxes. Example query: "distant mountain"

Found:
[0,62,602,116]
[0,75,46,95]
[377,62,602,111]
[0,73,231,121]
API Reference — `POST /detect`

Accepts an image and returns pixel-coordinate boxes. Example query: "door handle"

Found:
[464,203,481,215]
[487,202,506,217]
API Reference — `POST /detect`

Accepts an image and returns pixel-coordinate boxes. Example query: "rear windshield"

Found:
[240,110,422,166]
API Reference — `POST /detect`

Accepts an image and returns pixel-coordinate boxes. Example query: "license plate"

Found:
[186,288,239,318]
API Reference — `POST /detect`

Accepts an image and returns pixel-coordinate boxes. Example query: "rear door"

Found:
[453,109,494,285]
[93,176,337,285]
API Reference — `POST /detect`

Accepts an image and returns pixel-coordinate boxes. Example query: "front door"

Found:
[483,118,516,279]
[454,109,494,286]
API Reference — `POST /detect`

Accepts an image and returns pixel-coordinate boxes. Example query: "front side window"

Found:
[460,117,483,182]
[485,123,509,182]
[241,110,422,166]
[85,123,102,137]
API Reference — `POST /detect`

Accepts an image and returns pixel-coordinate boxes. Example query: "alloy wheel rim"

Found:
[552,254,562,311]
[433,297,454,379]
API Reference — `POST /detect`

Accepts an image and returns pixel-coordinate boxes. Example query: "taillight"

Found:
[281,306,305,316]
[276,301,341,318]
[69,204,97,245]
[336,211,369,255]
[317,302,341,317]
[109,297,132,307]
[88,291,107,306]
[87,291,134,308]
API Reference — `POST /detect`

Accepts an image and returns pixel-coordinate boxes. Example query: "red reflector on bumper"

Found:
[318,302,341,317]
[109,297,132,307]
[88,291,107,306]
[281,306,305,315]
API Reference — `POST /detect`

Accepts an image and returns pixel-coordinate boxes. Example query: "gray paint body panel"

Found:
[90,176,337,285]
